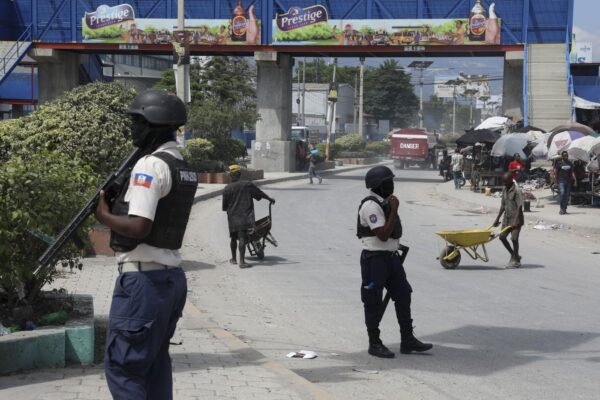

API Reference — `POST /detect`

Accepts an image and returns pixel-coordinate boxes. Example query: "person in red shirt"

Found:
[508,153,526,181]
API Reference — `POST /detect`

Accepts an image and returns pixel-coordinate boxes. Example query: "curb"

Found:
[183,301,337,400]
[193,162,386,204]
[434,181,600,236]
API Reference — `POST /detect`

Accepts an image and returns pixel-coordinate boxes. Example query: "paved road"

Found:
[183,168,600,400]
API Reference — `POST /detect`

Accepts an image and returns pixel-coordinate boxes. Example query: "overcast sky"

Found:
[574,0,599,61]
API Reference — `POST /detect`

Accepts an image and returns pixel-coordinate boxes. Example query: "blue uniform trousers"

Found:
[104,268,187,400]
[360,251,412,335]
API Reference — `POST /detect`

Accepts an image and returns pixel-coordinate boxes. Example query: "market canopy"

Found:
[550,121,595,136]
[566,136,600,162]
[456,129,501,147]
[475,117,512,131]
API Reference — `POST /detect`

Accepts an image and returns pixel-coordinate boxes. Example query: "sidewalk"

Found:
[436,180,600,235]
[0,164,376,400]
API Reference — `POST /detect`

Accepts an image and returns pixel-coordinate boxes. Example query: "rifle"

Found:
[379,244,410,322]
[33,147,143,278]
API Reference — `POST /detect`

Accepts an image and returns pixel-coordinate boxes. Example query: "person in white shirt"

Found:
[451,148,464,189]
[95,90,197,400]
[356,165,433,358]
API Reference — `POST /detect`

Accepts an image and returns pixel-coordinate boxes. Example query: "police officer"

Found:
[357,165,433,358]
[95,89,198,399]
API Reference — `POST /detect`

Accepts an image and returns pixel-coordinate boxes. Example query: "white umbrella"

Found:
[548,131,586,159]
[476,116,510,131]
[490,133,532,158]
[567,136,600,162]
[531,141,549,160]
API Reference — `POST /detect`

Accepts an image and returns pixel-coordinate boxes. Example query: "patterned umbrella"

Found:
[548,131,585,159]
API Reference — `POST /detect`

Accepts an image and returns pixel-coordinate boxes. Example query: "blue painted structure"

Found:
[1,0,573,46]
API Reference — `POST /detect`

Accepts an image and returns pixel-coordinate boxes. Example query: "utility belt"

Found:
[118,261,180,274]
[362,244,410,262]
[362,249,399,258]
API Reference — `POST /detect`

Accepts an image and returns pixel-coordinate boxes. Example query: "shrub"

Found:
[8,82,136,176]
[316,142,342,159]
[366,141,391,156]
[209,135,247,165]
[181,138,214,170]
[0,118,24,164]
[0,152,99,306]
[336,134,366,152]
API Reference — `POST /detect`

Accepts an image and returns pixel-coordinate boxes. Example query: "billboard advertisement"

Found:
[434,75,490,99]
[82,3,261,45]
[272,3,500,46]
[571,42,593,64]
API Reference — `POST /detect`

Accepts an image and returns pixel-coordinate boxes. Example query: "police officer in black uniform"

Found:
[357,165,433,358]
[95,90,198,399]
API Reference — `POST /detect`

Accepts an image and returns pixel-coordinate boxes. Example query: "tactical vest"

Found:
[110,152,198,252]
[356,196,402,239]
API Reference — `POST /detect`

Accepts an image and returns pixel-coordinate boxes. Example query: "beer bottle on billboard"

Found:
[468,0,487,42]
[231,0,247,42]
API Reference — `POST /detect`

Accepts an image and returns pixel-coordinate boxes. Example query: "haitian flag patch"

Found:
[133,173,153,188]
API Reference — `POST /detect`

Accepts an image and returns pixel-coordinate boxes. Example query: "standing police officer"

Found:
[357,165,433,358]
[95,89,198,399]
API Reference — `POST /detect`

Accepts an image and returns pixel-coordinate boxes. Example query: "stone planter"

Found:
[316,161,335,171]
[197,169,264,184]
[336,157,379,165]
[88,224,114,257]
[0,294,94,374]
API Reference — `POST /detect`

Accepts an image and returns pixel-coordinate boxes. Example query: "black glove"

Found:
[269,198,276,205]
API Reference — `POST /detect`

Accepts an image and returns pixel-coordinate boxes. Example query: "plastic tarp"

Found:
[475,116,511,131]
[574,95,600,110]
[456,129,501,146]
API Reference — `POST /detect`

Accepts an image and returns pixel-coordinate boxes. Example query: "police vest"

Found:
[110,152,198,252]
[356,196,402,239]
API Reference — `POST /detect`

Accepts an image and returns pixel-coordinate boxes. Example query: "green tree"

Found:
[293,58,360,86]
[2,82,136,176]
[363,60,418,128]
[154,57,257,164]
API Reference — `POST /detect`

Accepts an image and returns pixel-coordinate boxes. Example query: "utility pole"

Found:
[445,78,463,135]
[408,61,433,130]
[175,0,190,104]
[325,57,337,161]
[358,57,365,138]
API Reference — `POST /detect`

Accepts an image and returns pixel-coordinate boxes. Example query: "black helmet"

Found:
[128,89,187,126]
[365,165,395,189]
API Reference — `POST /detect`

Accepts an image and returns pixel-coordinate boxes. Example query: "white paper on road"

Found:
[286,350,318,359]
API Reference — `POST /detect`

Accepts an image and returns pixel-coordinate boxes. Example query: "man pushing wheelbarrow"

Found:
[437,173,524,269]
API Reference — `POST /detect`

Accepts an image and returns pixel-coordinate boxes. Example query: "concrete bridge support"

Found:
[29,49,80,104]
[502,50,524,121]
[252,52,295,172]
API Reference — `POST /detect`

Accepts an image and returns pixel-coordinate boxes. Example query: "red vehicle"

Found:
[390,128,438,169]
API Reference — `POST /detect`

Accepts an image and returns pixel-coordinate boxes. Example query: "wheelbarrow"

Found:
[247,202,278,260]
[435,225,512,269]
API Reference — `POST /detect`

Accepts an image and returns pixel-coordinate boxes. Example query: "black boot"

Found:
[400,321,433,354]
[367,328,395,358]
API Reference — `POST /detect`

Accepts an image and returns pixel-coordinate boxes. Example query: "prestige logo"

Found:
[276,5,328,32]
[85,4,135,29]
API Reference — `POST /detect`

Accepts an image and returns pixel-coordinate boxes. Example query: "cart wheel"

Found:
[439,246,461,269]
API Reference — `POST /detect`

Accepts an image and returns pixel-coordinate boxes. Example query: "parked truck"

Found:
[390,128,438,169]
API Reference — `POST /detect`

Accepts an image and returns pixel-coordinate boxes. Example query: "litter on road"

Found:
[286,350,318,359]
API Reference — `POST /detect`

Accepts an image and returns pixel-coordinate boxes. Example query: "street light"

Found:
[408,61,433,129]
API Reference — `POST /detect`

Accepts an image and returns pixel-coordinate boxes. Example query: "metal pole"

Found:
[297,62,301,125]
[452,85,457,135]
[419,68,424,129]
[359,57,365,138]
[175,0,190,103]
[302,57,306,125]
[326,58,337,161]
[353,72,358,133]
